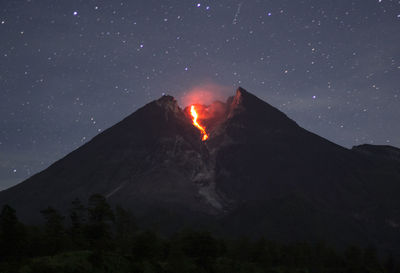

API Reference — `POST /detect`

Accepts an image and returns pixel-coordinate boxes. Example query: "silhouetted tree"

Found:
[0,205,26,260]
[180,230,219,271]
[68,198,87,249]
[345,245,363,273]
[165,240,197,273]
[363,244,381,271]
[250,238,268,265]
[114,205,136,254]
[84,194,115,270]
[385,253,396,273]
[0,197,396,273]
[40,206,66,254]
[131,230,164,261]
[85,194,115,254]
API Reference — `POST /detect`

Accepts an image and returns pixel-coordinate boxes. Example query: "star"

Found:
[0,0,399,189]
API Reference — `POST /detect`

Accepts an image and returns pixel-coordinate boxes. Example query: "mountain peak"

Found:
[225,87,298,131]
[228,87,257,117]
[235,86,252,98]
[230,86,280,113]
[157,94,175,102]
[155,94,179,111]
[232,86,257,107]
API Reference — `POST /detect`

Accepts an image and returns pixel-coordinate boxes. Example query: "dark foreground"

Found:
[0,195,399,273]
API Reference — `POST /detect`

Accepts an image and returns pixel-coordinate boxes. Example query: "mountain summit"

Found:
[1,87,399,251]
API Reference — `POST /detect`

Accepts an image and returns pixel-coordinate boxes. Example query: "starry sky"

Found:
[1,0,399,190]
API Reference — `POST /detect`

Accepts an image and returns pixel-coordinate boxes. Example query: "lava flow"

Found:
[190,105,208,141]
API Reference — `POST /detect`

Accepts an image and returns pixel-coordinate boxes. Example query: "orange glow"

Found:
[190,105,208,141]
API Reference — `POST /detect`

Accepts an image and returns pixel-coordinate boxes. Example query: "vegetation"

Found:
[0,194,398,273]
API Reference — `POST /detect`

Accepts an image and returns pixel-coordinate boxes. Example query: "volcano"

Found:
[1,87,400,251]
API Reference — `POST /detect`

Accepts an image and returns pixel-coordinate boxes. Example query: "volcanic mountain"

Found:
[1,87,399,252]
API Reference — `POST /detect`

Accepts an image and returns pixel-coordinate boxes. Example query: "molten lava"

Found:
[190,105,208,141]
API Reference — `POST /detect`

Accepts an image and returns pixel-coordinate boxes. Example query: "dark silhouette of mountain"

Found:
[1,87,399,252]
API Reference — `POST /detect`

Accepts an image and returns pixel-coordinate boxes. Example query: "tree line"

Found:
[0,194,399,273]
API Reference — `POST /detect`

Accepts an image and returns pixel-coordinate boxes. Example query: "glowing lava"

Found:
[190,105,208,141]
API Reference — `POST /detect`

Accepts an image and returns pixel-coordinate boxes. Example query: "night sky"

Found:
[1,0,399,190]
